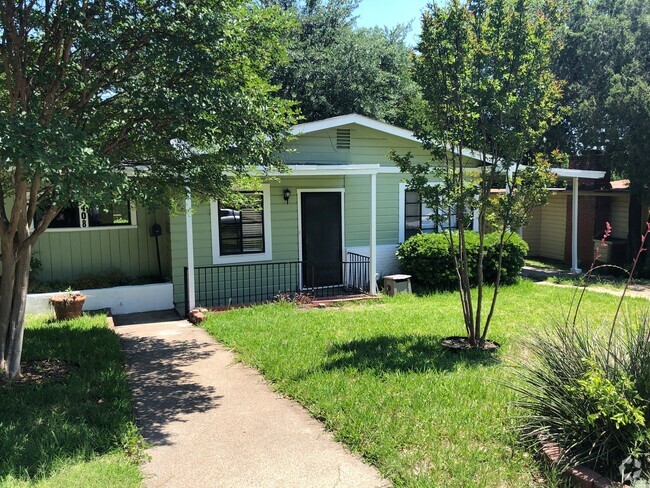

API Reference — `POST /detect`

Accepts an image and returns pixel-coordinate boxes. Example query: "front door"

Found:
[300,192,343,288]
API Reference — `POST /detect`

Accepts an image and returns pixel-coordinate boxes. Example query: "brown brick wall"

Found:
[564,195,597,267]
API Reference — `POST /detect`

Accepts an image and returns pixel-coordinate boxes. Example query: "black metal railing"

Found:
[184,254,370,312]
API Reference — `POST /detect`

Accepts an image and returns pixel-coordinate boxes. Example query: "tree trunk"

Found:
[0,248,16,373]
[1,235,31,380]
[5,249,31,379]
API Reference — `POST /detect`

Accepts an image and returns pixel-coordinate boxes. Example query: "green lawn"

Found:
[0,315,143,487]
[202,280,639,487]
[524,257,571,270]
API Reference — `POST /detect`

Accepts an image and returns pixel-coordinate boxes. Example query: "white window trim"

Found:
[399,181,475,243]
[44,202,138,232]
[210,184,272,264]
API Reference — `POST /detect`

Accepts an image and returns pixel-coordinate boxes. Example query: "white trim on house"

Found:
[297,188,345,290]
[369,173,377,295]
[210,184,273,265]
[245,164,381,177]
[43,202,138,233]
[554,168,606,179]
[571,177,581,273]
[185,191,195,311]
[291,113,485,161]
[398,182,407,243]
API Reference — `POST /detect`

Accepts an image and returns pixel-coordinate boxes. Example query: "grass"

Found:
[201,280,641,487]
[524,257,571,271]
[0,315,143,487]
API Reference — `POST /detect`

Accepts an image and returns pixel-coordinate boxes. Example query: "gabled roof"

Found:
[290,114,606,180]
[292,113,416,141]
[291,113,484,161]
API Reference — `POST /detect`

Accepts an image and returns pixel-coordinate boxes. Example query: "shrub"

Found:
[514,315,650,480]
[396,231,528,290]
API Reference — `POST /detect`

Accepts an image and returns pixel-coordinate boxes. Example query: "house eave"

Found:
[291,113,484,161]
[552,168,606,179]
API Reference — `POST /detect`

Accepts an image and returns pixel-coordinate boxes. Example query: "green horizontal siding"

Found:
[30,206,170,283]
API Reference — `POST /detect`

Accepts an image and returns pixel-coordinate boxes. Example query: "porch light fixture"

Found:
[283,188,291,204]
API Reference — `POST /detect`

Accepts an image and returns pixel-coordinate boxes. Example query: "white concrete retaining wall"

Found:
[27,282,174,315]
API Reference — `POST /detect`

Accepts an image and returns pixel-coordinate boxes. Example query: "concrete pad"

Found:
[114,312,390,488]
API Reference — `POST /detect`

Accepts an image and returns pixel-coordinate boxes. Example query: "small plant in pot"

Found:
[50,290,86,320]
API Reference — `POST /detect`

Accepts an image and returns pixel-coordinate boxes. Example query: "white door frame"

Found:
[297,188,346,290]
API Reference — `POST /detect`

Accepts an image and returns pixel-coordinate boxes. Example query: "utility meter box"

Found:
[383,274,412,296]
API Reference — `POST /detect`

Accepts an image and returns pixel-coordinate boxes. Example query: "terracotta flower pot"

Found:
[50,292,86,320]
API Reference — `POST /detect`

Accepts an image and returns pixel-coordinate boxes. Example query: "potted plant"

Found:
[50,290,86,320]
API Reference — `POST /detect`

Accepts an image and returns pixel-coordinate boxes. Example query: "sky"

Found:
[353,0,430,46]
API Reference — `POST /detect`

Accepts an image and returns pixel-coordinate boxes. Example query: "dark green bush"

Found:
[396,231,528,289]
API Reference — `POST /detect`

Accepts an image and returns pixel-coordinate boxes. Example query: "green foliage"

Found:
[0,315,143,485]
[514,315,650,479]
[544,0,650,260]
[0,0,299,377]
[396,231,528,290]
[0,0,298,211]
[264,0,419,124]
[392,0,563,345]
[550,0,650,198]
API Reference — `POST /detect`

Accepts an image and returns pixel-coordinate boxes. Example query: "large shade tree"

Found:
[549,0,650,258]
[261,0,419,125]
[0,0,297,379]
[393,0,562,347]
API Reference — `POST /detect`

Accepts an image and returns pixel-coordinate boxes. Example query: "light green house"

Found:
[172,113,488,313]
[12,113,605,315]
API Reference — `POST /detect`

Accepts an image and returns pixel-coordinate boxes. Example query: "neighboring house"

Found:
[523,179,649,269]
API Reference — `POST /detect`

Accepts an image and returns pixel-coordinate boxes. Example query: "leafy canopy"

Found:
[0,0,297,219]
[261,0,419,124]
[392,0,563,346]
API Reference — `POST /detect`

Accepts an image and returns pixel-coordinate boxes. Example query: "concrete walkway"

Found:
[114,311,389,488]
[522,264,650,300]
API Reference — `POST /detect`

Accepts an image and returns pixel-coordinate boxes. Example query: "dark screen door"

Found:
[301,192,343,288]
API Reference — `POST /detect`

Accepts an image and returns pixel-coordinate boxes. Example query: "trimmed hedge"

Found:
[396,231,528,290]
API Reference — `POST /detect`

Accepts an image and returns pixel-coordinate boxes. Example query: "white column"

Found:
[571,176,581,273]
[185,191,196,311]
[369,172,377,295]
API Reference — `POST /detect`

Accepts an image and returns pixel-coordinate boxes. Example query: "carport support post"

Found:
[571,176,582,274]
[369,172,377,294]
[185,191,196,312]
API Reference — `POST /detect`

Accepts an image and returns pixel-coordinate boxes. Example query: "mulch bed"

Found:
[0,359,78,386]
[441,336,501,352]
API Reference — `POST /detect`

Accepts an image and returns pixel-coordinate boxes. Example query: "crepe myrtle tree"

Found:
[0,0,298,379]
[391,0,563,348]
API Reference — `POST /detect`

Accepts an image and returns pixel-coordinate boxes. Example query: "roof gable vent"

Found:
[336,128,351,149]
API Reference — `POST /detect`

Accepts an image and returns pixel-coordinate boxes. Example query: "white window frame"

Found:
[210,184,272,264]
[398,182,474,243]
[44,202,138,233]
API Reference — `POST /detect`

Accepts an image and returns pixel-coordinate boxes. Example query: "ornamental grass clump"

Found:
[514,223,650,482]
